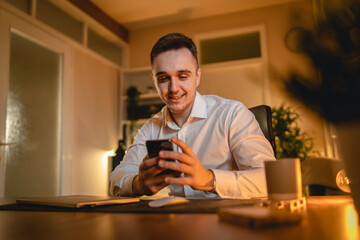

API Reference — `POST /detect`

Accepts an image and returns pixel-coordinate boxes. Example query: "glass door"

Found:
[0,9,72,197]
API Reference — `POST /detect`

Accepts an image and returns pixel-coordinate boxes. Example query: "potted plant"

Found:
[271,104,314,163]
[126,86,140,121]
[284,0,360,216]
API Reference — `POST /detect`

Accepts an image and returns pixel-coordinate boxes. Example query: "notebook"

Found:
[16,195,140,208]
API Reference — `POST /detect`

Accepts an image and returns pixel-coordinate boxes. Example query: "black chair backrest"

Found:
[249,105,276,157]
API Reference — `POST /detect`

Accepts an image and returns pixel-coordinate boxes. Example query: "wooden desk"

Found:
[0,196,358,240]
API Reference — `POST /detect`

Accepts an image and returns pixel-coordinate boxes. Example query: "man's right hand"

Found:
[132,154,172,196]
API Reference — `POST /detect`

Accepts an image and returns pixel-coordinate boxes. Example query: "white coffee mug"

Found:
[264,158,302,200]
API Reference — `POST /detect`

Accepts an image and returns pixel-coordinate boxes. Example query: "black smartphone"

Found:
[146,139,173,158]
[146,139,179,176]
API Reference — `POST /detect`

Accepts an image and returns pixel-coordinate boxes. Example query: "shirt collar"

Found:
[189,91,207,119]
[164,91,207,129]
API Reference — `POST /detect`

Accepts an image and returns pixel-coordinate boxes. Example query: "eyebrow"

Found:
[155,69,192,77]
[155,72,166,77]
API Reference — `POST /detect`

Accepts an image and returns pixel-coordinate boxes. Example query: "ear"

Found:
[195,68,202,88]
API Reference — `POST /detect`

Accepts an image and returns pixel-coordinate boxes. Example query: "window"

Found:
[4,0,31,14]
[197,27,264,65]
[200,32,261,64]
[195,25,270,107]
[88,28,124,66]
[36,0,83,43]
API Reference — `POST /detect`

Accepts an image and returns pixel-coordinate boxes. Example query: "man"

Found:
[109,33,275,199]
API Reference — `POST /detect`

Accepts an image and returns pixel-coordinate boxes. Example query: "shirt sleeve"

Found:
[108,122,151,197]
[212,105,276,199]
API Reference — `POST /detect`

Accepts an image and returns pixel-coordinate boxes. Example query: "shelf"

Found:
[121,67,153,96]
[121,93,159,101]
[121,119,150,125]
[121,119,150,148]
[119,66,158,146]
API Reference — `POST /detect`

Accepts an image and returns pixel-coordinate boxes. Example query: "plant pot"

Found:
[335,120,360,220]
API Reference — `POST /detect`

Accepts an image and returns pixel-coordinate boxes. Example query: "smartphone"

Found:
[146,139,173,158]
[146,139,179,176]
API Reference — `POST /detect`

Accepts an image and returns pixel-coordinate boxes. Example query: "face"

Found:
[152,48,201,120]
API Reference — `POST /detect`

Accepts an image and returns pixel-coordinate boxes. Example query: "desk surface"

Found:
[0,196,358,240]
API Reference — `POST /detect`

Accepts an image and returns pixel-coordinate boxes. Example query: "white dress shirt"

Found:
[109,92,276,199]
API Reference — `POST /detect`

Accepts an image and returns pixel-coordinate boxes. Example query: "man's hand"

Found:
[132,155,171,196]
[158,137,214,192]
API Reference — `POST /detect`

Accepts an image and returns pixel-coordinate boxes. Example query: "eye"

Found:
[157,75,169,82]
[178,74,189,80]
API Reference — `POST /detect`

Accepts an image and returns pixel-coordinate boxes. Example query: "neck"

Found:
[171,113,188,128]
[169,104,193,128]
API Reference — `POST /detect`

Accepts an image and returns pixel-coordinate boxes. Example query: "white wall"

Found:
[72,48,119,195]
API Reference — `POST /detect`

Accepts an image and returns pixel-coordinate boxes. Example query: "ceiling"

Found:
[89,0,303,30]
[50,0,304,43]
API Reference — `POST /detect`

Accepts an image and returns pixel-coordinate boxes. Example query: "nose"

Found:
[169,77,179,93]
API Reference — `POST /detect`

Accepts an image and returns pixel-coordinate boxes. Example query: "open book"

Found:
[16,195,140,208]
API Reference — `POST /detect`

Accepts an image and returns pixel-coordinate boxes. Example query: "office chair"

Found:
[249,105,276,158]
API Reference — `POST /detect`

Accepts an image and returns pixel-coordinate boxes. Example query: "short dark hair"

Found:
[150,33,198,67]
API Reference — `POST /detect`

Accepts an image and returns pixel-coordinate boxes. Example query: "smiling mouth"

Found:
[169,94,185,101]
